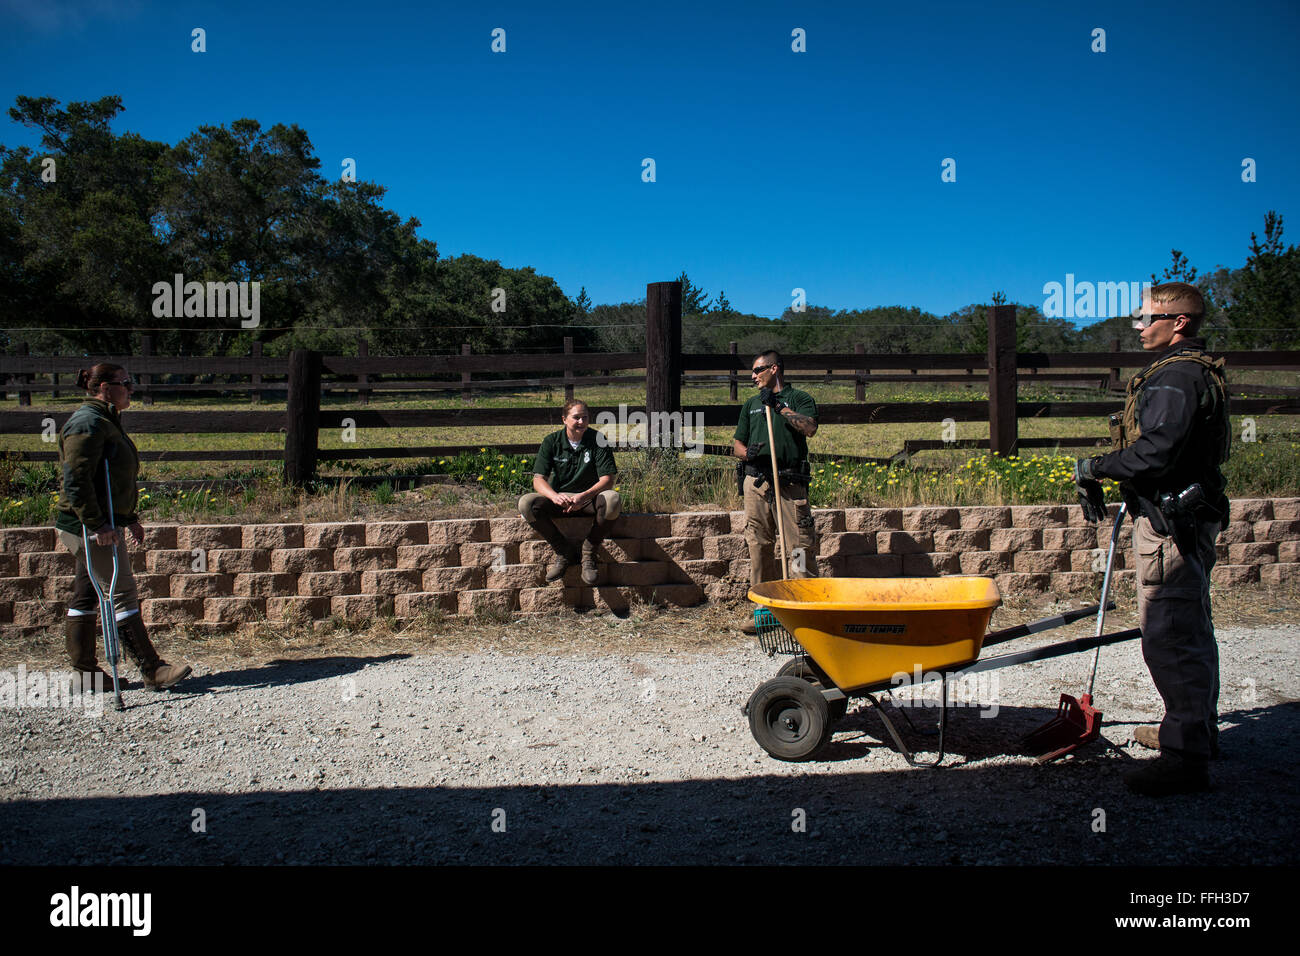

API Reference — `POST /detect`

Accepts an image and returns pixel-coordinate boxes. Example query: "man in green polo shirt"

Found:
[733,350,820,631]
[519,399,621,585]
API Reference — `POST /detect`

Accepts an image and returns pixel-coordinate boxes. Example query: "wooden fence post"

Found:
[854,344,865,401]
[16,342,30,406]
[1108,337,1122,392]
[250,340,263,403]
[728,341,739,401]
[139,334,153,405]
[988,305,1018,457]
[646,281,683,451]
[461,343,472,403]
[284,349,321,486]
[563,336,575,401]
[358,337,371,405]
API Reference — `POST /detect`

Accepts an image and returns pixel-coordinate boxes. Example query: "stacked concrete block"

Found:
[1,498,1297,633]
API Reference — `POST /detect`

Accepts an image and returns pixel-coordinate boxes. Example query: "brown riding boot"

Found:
[525,502,578,585]
[581,540,600,586]
[545,545,578,584]
[118,613,192,690]
[64,615,120,687]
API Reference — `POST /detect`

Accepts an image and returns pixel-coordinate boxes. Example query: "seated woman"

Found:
[518,399,621,585]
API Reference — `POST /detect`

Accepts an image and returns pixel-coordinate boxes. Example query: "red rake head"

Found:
[1022,693,1104,763]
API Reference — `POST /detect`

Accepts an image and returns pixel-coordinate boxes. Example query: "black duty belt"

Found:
[744,462,811,486]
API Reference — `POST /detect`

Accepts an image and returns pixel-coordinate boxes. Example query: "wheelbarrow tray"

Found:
[748,577,1001,694]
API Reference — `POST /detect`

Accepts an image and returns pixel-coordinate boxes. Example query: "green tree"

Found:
[676,270,712,315]
[573,286,592,314]
[1228,211,1299,348]
[0,95,171,354]
[1151,249,1198,285]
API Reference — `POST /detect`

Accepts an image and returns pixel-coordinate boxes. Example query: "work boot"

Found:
[1132,725,1160,751]
[1133,724,1219,759]
[1124,752,1210,797]
[118,613,192,691]
[581,540,600,586]
[545,546,578,584]
[64,615,121,687]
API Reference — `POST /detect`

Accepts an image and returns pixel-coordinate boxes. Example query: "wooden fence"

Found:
[3,293,1299,483]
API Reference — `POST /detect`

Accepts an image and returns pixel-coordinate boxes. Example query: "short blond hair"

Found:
[1148,282,1205,334]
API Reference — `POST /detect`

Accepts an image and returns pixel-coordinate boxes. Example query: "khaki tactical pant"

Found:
[1133,513,1221,761]
[743,474,818,589]
[58,528,140,618]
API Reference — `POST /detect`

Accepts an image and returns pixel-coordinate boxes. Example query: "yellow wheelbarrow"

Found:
[743,569,1141,766]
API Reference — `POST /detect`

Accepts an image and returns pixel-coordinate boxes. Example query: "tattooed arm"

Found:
[780,405,818,438]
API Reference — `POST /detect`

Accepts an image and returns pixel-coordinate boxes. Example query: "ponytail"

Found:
[78,363,126,393]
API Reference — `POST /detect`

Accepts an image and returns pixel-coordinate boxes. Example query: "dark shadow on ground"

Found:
[156,654,413,701]
[1,703,1294,866]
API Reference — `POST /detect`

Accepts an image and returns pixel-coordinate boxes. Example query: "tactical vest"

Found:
[1108,349,1230,462]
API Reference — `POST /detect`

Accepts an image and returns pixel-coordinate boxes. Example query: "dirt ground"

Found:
[1,586,1296,866]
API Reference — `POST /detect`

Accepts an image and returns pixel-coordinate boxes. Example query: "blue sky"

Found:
[2,0,1297,319]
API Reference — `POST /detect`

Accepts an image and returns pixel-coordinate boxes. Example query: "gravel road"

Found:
[1,613,1296,865]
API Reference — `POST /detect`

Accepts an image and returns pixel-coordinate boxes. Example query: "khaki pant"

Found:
[518,491,622,556]
[58,528,140,617]
[743,474,818,589]
[1133,513,1221,760]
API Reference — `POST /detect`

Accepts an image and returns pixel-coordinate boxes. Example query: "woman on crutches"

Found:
[55,363,191,692]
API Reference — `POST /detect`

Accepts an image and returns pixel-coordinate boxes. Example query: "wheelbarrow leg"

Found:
[864,676,948,768]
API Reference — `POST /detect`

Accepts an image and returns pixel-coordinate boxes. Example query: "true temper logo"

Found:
[844,624,905,634]
[49,886,151,936]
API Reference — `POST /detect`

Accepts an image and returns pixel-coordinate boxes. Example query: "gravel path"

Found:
[1,621,1296,865]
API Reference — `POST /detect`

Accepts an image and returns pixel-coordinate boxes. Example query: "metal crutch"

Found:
[81,457,125,711]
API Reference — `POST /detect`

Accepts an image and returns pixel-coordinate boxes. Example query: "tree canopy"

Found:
[2,95,1294,357]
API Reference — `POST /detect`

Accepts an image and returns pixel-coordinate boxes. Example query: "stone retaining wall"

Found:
[2,498,1297,634]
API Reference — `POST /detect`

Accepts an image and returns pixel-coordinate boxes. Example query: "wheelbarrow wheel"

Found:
[777,657,848,721]
[747,676,832,761]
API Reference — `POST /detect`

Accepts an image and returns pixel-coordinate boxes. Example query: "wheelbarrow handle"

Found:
[983,602,1117,648]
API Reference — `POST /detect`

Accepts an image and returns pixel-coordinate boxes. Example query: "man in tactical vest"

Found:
[733,350,820,634]
[1073,282,1230,796]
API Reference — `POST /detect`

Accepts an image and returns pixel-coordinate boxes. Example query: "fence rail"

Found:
[3,290,1298,482]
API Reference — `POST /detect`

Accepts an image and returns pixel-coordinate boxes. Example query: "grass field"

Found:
[2,378,1296,526]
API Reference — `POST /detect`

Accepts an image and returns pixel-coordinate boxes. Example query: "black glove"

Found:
[1074,459,1107,524]
[744,443,765,462]
[757,387,780,409]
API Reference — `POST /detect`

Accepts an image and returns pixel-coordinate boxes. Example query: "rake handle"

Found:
[763,404,789,580]
[1087,502,1128,697]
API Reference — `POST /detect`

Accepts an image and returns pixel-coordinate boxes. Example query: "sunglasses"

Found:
[1131,312,1199,330]
[751,363,776,375]
[108,378,135,389]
